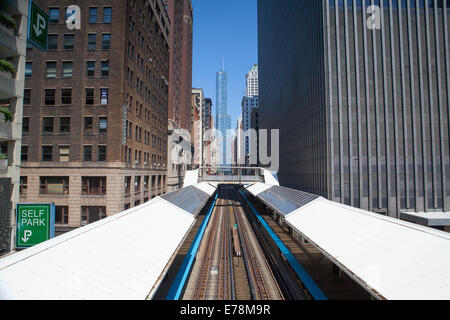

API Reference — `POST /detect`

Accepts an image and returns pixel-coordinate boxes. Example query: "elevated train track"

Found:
[182,185,298,300]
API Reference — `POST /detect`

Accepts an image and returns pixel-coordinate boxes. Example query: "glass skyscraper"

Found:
[216,68,231,164]
[258,0,450,219]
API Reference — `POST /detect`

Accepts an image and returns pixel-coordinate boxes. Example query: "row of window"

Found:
[28,34,74,51]
[123,146,166,167]
[22,117,107,135]
[26,60,110,79]
[123,175,166,194]
[45,33,111,51]
[21,145,107,162]
[20,144,166,165]
[49,6,112,24]
[46,205,106,225]
[23,88,109,106]
[20,174,165,198]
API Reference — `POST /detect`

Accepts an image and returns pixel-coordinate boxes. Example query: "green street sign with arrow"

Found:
[27,0,49,50]
[16,203,55,248]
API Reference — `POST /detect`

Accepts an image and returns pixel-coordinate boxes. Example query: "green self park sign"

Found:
[16,203,55,248]
[27,0,49,50]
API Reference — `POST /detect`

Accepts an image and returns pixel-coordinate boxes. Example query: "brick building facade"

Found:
[20,0,170,234]
[166,0,193,192]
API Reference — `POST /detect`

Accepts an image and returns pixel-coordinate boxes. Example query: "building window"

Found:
[42,146,53,162]
[59,146,70,162]
[62,61,73,78]
[83,146,92,161]
[22,117,29,135]
[25,62,32,77]
[98,146,106,162]
[87,61,95,77]
[102,34,111,49]
[84,117,93,133]
[48,34,58,50]
[45,89,56,105]
[98,146,107,162]
[82,177,107,196]
[61,89,72,105]
[99,117,107,134]
[124,203,131,210]
[46,62,57,78]
[59,117,70,133]
[144,176,149,191]
[100,89,108,104]
[20,176,27,195]
[134,200,141,207]
[101,60,109,77]
[21,146,28,162]
[85,88,94,105]
[24,89,31,105]
[89,7,98,23]
[128,121,132,137]
[63,34,75,50]
[55,206,69,224]
[40,177,69,195]
[103,7,112,23]
[81,206,106,225]
[124,176,131,194]
[134,176,141,192]
[49,8,60,23]
[88,34,96,50]
[43,117,54,133]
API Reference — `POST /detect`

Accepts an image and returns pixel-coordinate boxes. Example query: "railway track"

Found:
[230,188,284,300]
[182,186,285,300]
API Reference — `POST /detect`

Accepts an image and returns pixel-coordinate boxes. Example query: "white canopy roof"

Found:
[0,184,216,300]
[400,211,450,226]
[248,183,450,300]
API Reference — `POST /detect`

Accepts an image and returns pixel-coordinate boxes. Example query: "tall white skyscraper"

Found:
[245,64,259,97]
[242,65,259,165]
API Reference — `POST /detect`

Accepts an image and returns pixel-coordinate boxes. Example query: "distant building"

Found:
[21,0,170,236]
[245,64,259,98]
[216,68,231,164]
[191,88,204,167]
[208,117,220,171]
[242,64,259,166]
[241,96,259,163]
[0,0,29,253]
[166,0,193,192]
[235,115,244,167]
[202,98,213,165]
[250,106,259,165]
[258,0,450,220]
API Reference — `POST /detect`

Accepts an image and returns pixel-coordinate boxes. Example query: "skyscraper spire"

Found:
[222,56,225,72]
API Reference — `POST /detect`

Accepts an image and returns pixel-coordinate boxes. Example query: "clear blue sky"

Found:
[191,0,258,128]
